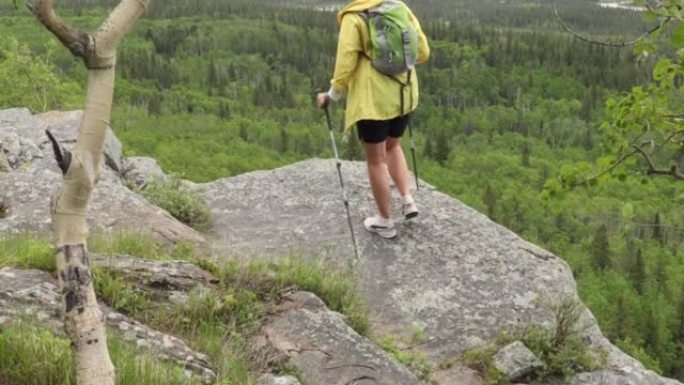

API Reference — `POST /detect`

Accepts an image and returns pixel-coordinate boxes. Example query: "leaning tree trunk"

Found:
[26,1,149,384]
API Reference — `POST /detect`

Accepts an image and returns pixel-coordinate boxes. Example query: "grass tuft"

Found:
[1,233,372,385]
[0,321,202,385]
[376,333,433,380]
[220,257,370,336]
[0,233,54,272]
[131,176,211,231]
[88,231,170,260]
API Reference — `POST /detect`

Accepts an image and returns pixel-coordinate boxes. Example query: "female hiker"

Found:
[316,0,430,238]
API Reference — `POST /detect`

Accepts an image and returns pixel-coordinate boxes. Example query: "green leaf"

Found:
[673,24,684,48]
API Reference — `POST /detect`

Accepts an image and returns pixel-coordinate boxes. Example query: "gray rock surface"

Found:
[0,107,32,123]
[431,365,482,385]
[0,151,9,172]
[35,110,124,174]
[0,109,205,247]
[0,109,122,181]
[0,267,215,383]
[205,159,683,385]
[0,170,205,246]
[2,108,680,385]
[493,341,543,382]
[253,291,421,385]
[122,156,167,188]
[257,374,302,385]
[91,254,218,292]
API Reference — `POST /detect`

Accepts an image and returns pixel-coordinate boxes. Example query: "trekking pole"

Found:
[324,105,360,262]
[405,70,419,191]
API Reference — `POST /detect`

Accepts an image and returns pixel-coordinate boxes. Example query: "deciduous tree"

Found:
[21,0,150,383]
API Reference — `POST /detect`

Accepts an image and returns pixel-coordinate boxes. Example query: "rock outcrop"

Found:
[253,291,421,385]
[0,266,216,383]
[0,108,205,247]
[204,159,682,385]
[2,108,682,385]
[122,156,168,188]
[493,341,543,382]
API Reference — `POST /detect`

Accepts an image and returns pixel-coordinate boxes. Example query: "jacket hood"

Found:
[337,0,385,25]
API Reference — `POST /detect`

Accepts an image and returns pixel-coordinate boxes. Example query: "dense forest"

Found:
[2,0,684,380]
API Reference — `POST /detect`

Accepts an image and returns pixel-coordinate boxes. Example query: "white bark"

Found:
[27,0,150,384]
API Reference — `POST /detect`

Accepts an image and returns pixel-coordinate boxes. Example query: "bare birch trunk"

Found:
[25,1,150,383]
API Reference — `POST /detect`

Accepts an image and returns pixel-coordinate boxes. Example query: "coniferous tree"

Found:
[279,126,288,153]
[630,248,646,295]
[483,184,497,221]
[610,293,632,340]
[434,130,451,166]
[655,253,669,295]
[423,138,434,159]
[343,129,362,160]
[239,124,249,142]
[591,224,611,270]
[653,213,664,246]
[218,101,231,120]
[521,140,530,167]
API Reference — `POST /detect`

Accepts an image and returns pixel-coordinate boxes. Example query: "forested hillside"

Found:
[2,0,683,380]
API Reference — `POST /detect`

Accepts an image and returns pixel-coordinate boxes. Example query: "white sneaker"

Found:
[363,216,397,239]
[402,201,419,220]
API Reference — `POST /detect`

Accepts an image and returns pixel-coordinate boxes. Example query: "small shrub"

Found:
[521,299,605,380]
[463,299,605,384]
[135,176,211,230]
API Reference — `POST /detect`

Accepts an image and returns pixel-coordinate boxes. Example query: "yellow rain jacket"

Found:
[330,0,430,132]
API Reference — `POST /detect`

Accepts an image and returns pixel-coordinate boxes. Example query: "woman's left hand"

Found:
[315,92,330,109]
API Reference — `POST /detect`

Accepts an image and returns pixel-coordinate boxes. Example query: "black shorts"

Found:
[357,115,409,144]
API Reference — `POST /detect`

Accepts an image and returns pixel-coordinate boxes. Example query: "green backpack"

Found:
[360,1,419,77]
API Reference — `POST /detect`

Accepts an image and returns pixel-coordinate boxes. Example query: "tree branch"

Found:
[94,0,149,57]
[633,144,684,180]
[25,0,149,69]
[570,148,640,188]
[646,165,684,179]
[24,0,94,60]
[553,0,669,47]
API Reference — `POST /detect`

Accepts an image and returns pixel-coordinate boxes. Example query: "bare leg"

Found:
[386,137,412,198]
[363,140,391,219]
